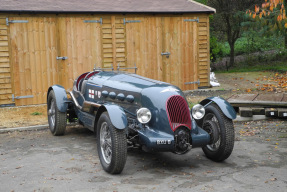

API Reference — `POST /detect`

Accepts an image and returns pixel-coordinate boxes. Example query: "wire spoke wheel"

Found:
[202,103,235,162]
[204,114,221,152]
[47,90,67,136]
[100,122,112,164]
[48,99,56,130]
[97,112,127,174]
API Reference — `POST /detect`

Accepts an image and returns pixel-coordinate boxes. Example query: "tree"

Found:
[207,0,262,67]
[247,0,287,48]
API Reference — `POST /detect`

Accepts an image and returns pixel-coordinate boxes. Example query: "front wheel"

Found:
[202,103,234,162]
[97,112,127,174]
[47,90,67,136]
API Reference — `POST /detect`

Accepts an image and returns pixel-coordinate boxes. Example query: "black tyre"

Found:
[202,103,234,162]
[47,90,67,136]
[97,112,127,174]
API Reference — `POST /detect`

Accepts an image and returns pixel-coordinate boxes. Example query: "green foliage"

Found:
[235,34,283,55]
[279,134,287,138]
[193,0,207,5]
[188,102,200,109]
[30,112,43,116]
[209,0,287,71]
[214,33,284,59]
[210,36,224,62]
[216,49,287,73]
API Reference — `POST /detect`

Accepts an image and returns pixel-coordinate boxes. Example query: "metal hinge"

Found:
[56,56,68,60]
[123,18,141,25]
[185,80,200,85]
[12,94,34,102]
[161,52,171,58]
[6,18,28,26]
[83,18,102,25]
[184,17,199,23]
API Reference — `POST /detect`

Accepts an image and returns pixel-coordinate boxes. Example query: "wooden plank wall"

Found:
[198,14,210,87]
[0,13,211,106]
[126,15,201,90]
[125,16,163,80]
[162,16,198,90]
[8,16,58,105]
[102,17,114,68]
[57,16,102,89]
[102,16,126,69]
[0,16,13,105]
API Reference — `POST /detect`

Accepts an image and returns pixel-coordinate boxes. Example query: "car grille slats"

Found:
[166,95,191,131]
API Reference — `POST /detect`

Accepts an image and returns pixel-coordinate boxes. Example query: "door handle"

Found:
[161,52,170,58]
[56,56,68,60]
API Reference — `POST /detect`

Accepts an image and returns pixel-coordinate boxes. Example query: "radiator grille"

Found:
[166,95,191,131]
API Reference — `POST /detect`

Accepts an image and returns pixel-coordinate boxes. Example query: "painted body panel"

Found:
[47,85,70,112]
[200,97,237,119]
[102,104,127,130]
[191,119,210,147]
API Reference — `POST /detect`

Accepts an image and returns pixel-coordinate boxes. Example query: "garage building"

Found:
[0,0,215,106]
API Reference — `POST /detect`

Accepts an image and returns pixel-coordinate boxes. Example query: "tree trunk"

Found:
[229,42,235,67]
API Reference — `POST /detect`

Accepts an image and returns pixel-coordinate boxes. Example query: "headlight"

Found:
[137,108,152,124]
[192,104,205,120]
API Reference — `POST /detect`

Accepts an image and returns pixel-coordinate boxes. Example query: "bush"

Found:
[216,33,284,59]
[210,36,224,62]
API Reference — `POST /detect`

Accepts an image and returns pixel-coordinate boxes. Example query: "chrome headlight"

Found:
[137,108,152,124]
[192,104,205,120]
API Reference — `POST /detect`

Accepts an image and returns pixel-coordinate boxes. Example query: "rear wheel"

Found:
[47,90,67,136]
[202,103,234,162]
[97,112,127,174]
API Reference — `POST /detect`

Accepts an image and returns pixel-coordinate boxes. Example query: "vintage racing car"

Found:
[47,70,236,174]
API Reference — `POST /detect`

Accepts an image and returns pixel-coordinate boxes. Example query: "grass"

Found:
[30,112,43,116]
[188,102,195,109]
[279,134,287,138]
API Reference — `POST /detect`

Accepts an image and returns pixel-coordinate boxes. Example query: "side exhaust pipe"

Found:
[69,91,82,110]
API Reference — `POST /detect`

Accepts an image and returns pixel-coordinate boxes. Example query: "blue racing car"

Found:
[47,70,236,174]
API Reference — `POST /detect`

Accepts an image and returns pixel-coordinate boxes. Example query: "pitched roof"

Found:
[0,0,215,14]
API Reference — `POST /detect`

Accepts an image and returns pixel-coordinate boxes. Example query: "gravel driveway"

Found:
[0,120,287,192]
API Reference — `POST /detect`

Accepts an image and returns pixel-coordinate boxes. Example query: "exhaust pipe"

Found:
[69,91,82,110]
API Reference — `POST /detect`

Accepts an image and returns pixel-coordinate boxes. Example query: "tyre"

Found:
[202,103,234,162]
[97,112,127,174]
[47,90,67,136]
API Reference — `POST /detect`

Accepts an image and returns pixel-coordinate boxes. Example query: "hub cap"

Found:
[100,122,112,164]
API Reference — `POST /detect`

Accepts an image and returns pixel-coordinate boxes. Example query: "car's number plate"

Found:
[156,140,171,145]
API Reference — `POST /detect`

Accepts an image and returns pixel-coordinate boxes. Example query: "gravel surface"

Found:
[0,120,286,192]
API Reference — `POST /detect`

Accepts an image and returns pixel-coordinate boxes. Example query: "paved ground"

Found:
[1,120,287,192]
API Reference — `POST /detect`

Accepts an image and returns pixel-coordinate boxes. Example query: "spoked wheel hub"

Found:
[203,120,220,145]
[100,122,112,164]
[203,114,221,152]
[48,99,56,129]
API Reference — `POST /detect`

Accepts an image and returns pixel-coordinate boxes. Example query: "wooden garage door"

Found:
[9,16,58,105]
[57,16,102,90]
[126,16,199,90]
[9,16,103,105]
